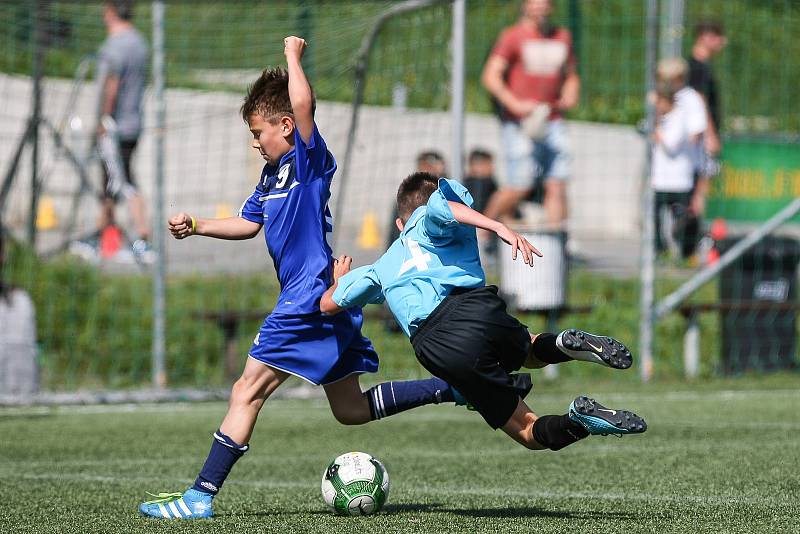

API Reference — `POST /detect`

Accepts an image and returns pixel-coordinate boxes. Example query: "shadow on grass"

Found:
[444,506,638,520]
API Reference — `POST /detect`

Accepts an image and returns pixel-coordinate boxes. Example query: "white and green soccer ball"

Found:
[320,451,390,516]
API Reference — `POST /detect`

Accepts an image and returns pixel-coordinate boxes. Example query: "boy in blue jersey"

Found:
[321,172,647,451]
[138,37,461,520]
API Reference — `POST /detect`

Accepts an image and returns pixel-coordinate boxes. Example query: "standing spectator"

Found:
[688,19,727,216]
[74,0,151,262]
[651,83,694,256]
[462,149,497,215]
[0,230,39,396]
[655,58,707,257]
[481,0,579,229]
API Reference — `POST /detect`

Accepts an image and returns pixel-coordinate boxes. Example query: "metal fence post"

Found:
[639,0,659,382]
[450,0,465,183]
[151,0,167,388]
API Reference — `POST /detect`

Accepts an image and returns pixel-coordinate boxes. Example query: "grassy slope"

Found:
[1,376,798,533]
[0,0,797,129]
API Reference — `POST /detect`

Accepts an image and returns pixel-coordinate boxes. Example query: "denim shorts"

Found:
[500,119,572,189]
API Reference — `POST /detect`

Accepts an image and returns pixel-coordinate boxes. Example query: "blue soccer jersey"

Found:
[239,124,378,385]
[239,125,336,315]
[332,178,485,337]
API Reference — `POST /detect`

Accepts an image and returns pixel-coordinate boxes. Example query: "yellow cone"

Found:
[357,211,381,250]
[36,196,58,230]
[215,203,233,219]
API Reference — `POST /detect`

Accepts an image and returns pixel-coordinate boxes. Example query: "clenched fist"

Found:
[168,212,194,239]
[284,36,307,60]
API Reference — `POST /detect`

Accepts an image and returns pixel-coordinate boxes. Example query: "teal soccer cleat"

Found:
[568,396,647,436]
[139,488,213,519]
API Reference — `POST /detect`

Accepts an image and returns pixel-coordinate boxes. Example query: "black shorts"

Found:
[102,138,138,201]
[410,286,533,429]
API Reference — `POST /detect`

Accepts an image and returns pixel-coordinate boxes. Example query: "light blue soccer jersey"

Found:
[333,178,485,337]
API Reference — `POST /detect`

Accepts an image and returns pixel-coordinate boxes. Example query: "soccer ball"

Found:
[320,451,390,516]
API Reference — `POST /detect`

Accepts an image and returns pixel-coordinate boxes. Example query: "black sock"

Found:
[531,333,572,364]
[532,414,589,451]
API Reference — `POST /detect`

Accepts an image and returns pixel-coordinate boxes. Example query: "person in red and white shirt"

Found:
[481,0,579,228]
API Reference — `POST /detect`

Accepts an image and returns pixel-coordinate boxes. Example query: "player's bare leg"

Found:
[324,373,458,426]
[219,357,290,444]
[501,398,545,450]
[140,359,289,519]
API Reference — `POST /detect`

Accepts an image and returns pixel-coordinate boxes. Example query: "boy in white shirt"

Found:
[653,59,708,257]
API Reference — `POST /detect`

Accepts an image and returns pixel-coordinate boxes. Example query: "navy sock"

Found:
[366,377,455,420]
[531,333,572,364]
[532,414,589,451]
[192,429,249,495]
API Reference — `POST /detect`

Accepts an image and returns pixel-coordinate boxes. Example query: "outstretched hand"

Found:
[333,254,352,282]
[495,225,542,267]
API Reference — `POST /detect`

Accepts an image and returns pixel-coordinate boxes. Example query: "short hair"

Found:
[657,57,688,82]
[416,151,445,166]
[240,67,316,124]
[694,19,724,38]
[396,172,439,222]
[107,0,134,21]
[468,148,493,163]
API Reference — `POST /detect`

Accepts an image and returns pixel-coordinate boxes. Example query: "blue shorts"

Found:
[248,308,379,385]
[501,119,572,189]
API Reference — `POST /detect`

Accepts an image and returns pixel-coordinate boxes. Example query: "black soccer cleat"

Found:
[556,329,633,370]
[568,396,647,436]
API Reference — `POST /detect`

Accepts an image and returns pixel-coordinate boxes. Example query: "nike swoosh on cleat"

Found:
[587,340,603,352]
[597,408,617,415]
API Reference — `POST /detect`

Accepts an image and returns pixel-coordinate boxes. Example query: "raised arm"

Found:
[284,36,314,145]
[447,201,542,266]
[168,213,261,240]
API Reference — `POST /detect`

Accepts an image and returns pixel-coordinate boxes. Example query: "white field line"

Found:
[2,471,794,507]
[1,387,798,417]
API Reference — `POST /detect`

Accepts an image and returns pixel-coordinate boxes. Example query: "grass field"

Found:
[2,375,798,533]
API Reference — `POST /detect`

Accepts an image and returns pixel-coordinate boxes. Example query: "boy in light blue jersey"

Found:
[138,37,461,520]
[322,173,647,451]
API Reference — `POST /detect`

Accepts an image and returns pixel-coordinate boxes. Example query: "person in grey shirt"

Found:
[93,0,151,261]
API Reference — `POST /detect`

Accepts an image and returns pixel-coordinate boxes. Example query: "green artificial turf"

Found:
[2,375,798,533]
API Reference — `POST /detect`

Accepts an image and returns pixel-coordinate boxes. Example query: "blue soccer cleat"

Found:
[139,488,213,519]
[568,396,647,436]
[557,329,633,370]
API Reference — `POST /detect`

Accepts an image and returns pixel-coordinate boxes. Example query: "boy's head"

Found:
[467,148,494,178]
[104,0,134,25]
[395,172,439,230]
[241,67,316,165]
[694,19,726,56]
[656,57,688,91]
[416,151,446,177]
